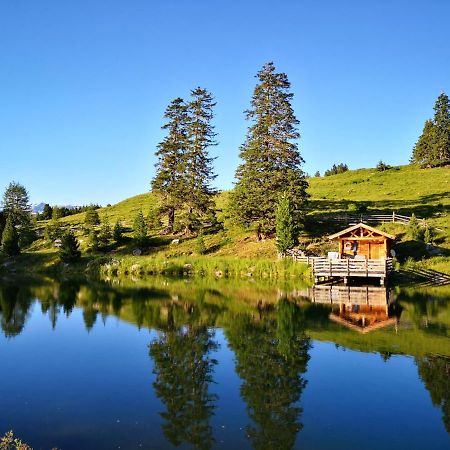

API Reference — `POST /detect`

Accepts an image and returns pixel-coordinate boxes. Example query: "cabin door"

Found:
[369,243,381,259]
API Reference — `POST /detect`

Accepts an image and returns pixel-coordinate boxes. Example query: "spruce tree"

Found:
[84,205,100,226]
[184,87,218,233]
[433,92,450,165]
[412,92,450,167]
[231,62,308,238]
[276,193,297,255]
[412,119,437,166]
[152,98,190,232]
[98,218,112,248]
[113,220,124,243]
[1,216,20,256]
[59,231,81,263]
[133,211,148,247]
[42,204,53,220]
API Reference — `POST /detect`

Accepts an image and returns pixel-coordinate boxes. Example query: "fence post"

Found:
[392,211,395,223]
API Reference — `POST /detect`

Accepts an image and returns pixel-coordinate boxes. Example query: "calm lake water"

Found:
[0,277,449,450]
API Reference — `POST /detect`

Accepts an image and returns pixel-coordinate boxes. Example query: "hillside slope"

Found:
[30,164,449,270]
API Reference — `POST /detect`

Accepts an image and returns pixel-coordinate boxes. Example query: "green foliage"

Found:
[152,89,217,234]
[133,211,148,246]
[2,182,32,247]
[196,232,207,255]
[44,218,64,243]
[407,213,422,240]
[412,92,450,167]
[84,205,100,226]
[324,163,349,176]
[59,231,81,263]
[314,171,320,177]
[424,226,433,244]
[276,193,297,254]
[1,216,20,256]
[113,220,124,243]
[88,229,99,252]
[41,203,53,220]
[376,160,391,172]
[98,218,112,248]
[231,62,308,237]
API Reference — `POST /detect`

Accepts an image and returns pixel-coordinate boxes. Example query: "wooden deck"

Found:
[295,257,393,284]
[301,285,389,306]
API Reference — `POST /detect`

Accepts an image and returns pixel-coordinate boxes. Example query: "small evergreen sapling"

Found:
[84,206,100,226]
[133,211,148,247]
[98,218,112,248]
[113,220,124,243]
[1,215,20,256]
[407,214,422,241]
[59,231,81,263]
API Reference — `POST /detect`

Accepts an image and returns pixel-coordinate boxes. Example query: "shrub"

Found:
[376,160,391,172]
[113,220,124,243]
[324,163,348,176]
[195,232,207,255]
[1,216,20,256]
[84,206,100,226]
[407,214,422,240]
[59,231,81,263]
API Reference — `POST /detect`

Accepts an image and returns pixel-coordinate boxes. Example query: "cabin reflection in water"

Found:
[305,285,399,333]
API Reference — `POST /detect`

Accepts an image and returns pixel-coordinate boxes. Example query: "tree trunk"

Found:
[167,207,175,233]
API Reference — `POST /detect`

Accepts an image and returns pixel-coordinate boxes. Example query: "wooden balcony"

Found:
[295,257,393,284]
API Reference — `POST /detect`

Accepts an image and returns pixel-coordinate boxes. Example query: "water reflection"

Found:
[0,277,449,446]
[226,299,310,449]
[150,324,218,449]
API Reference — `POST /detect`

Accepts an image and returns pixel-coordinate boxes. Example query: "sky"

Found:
[0,0,449,206]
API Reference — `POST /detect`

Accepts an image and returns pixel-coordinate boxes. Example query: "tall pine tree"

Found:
[152,98,190,232]
[184,87,218,233]
[231,62,308,239]
[412,92,450,167]
[1,215,20,256]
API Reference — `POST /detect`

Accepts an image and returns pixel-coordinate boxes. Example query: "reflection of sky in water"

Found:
[0,284,449,450]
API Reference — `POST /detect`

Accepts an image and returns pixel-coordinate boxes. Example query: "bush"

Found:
[59,231,81,263]
[376,160,391,172]
[324,163,348,176]
[133,211,148,247]
[113,220,124,243]
[407,214,423,240]
[1,216,20,256]
[84,206,100,226]
[196,232,207,255]
[98,219,112,248]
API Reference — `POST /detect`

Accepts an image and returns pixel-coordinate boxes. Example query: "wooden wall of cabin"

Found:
[340,239,388,259]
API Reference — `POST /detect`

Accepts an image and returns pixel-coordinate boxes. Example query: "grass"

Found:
[3,163,448,277]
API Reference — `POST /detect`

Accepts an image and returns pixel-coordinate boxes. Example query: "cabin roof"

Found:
[328,222,396,241]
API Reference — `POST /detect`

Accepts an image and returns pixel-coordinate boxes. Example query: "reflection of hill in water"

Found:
[0,277,449,358]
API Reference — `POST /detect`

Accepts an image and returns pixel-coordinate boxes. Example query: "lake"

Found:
[0,277,449,450]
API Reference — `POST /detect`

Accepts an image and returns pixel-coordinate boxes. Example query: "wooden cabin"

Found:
[328,223,395,260]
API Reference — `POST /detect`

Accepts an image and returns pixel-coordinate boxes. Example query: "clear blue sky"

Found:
[1,0,449,206]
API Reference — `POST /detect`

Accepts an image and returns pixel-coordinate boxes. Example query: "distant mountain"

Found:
[31,203,46,214]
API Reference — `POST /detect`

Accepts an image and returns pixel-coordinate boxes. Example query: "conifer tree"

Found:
[412,93,450,167]
[152,98,190,232]
[59,231,81,263]
[84,205,100,226]
[433,92,450,164]
[276,193,297,255]
[2,182,31,227]
[113,220,124,243]
[98,217,112,248]
[231,62,308,238]
[133,211,148,247]
[41,204,53,220]
[1,216,20,256]
[184,87,218,233]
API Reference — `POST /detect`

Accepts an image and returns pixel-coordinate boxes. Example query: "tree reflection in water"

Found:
[150,303,218,450]
[417,355,450,433]
[226,298,310,450]
[0,284,33,337]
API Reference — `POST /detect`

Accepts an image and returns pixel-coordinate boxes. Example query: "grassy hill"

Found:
[21,164,450,275]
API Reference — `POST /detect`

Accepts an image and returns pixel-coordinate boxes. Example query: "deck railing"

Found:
[295,257,393,278]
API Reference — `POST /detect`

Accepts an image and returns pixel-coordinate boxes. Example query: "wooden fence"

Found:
[294,256,393,279]
[311,211,424,225]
